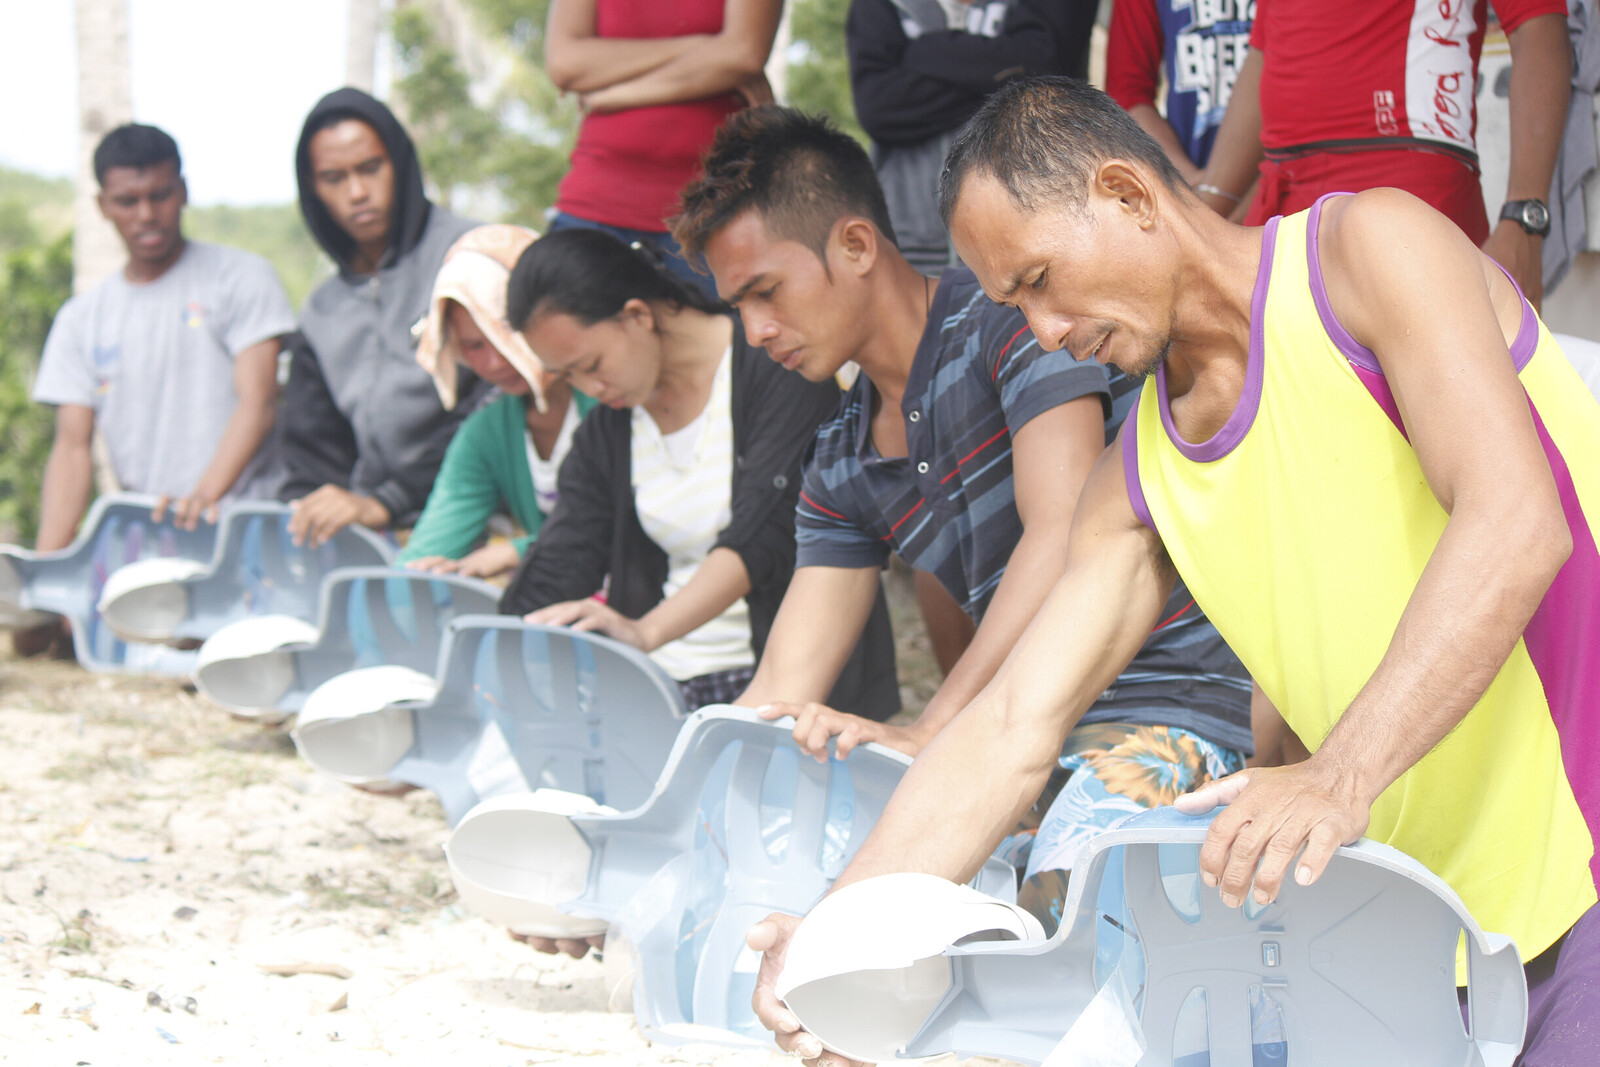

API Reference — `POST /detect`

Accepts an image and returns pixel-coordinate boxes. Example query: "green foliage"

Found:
[0,234,72,542]
[789,0,864,142]
[394,1,576,226]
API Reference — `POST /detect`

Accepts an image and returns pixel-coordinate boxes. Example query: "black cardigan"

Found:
[501,333,900,720]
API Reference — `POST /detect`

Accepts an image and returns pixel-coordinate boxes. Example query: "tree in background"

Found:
[0,236,72,543]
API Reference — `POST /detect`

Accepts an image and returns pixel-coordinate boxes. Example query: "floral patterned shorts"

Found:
[990,722,1246,935]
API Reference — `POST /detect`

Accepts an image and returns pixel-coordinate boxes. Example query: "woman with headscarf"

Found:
[399,225,596,579]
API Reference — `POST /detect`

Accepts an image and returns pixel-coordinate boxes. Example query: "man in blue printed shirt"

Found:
[674,106,1254,925]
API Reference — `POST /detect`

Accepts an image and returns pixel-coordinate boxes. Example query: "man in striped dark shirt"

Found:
[674,105,1253,929]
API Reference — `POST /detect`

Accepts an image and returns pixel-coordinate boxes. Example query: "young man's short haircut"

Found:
[938,75,1187,227]
[93,124,182,186]
[674,106,898,264]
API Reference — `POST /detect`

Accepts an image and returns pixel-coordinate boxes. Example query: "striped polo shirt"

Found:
[796,268,1253,752]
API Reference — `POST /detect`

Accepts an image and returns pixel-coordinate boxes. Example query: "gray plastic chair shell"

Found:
[193,567,501,715]
[385,616,689,824]
[0,493,224,673]
[105,500,392,645]
[544,707,1015,1049]
[805,807,1528,1067]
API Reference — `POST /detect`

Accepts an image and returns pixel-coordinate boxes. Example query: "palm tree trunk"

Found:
[73,0,133,296]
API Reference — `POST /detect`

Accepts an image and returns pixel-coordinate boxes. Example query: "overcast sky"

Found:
[0,1,370,205]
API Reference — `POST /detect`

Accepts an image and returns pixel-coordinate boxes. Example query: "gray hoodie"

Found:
[281,87,487,525]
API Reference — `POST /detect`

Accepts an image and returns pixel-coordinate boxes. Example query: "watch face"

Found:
[1524,201,1551,231]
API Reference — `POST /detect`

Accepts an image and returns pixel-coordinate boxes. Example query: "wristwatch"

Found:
[1500,199,1552,238]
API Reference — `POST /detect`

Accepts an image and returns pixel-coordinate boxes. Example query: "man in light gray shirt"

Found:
[32,123,293,554]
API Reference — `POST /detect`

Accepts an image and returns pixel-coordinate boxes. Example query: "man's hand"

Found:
[287,485,390,548]
[748,913,861,1066]
[152,493,220,531]
[524,598,652,650]
[511,931,604,960]
[1481,222,1544,312]
[1173,755,1370,908]
[404,555,461,575]
[757,702,920,762]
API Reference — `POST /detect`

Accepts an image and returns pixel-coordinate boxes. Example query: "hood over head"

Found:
[296,87,431,273]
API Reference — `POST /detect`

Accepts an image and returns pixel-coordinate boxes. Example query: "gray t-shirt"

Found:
[33,241,295,500]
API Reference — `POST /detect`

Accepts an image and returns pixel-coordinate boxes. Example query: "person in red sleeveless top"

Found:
[1192,0,1571,309]
[543,0,783,297]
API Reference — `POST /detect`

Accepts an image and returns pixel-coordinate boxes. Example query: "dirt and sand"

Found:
[0,568,958,1067]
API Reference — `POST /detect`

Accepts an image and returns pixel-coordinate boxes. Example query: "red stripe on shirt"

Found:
[800,490,849,522]
[1152,599,1196,632]
[991,326,1033,381]
[882,497,926,540]
[942,428,1011,483]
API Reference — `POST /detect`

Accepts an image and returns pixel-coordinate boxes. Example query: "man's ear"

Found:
[1097,160,1159,230]
[831,216,880,278]
[96,189,111,222]
[178,176,189,210]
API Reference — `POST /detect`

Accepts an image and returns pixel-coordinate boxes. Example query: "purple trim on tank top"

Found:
[1306,193,1541,389]
[1154,216,1279,462]
[1520,401,1600,888]
[1121,419,1156,533]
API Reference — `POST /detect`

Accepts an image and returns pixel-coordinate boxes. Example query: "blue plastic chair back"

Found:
[0,493,216,673]
[388,616,688,824]
[194,567,501,714]
[559,708,1016,1049]
[818,807,1528,1067]
[157,502,392,642]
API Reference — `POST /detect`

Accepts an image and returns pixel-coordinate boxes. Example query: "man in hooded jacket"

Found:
[283,87,491,546]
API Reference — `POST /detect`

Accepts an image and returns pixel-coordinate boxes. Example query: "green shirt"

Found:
[397,391,597,562]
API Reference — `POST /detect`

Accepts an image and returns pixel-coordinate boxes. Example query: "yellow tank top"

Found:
[1124,195,1597,969]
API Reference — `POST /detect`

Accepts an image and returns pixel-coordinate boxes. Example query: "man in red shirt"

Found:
[1195,0,1571,308]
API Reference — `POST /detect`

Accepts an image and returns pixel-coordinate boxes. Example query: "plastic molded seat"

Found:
[445,706,1018,1049]
[780,807,1529,1067]
[0,493,228,673]
[96,500,392,647]
[293,616,687,824]
[193,567,501,719]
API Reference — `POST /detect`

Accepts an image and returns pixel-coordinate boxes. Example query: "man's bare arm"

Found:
[748,436,1175,1060]
[35,405,96,552]
[763,395,1108,760]
[1193,46,1264,218]
[1481,12,1571,309]
[736,564,884,708]
[159,337,280,530]
[1128,102,1202,185]
[1180,189,1573,906]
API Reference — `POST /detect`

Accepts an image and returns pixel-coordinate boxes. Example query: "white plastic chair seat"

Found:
[445,706,1018,1050]
[780,806,1529,1067]
[193,567,500,719]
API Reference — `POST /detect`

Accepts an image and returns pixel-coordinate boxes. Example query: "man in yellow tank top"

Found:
[744,76,1598,1065]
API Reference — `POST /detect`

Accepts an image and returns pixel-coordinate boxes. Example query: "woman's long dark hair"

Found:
[506,228,725,331]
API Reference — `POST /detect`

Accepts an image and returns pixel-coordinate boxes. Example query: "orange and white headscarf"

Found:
[414,224,545,411]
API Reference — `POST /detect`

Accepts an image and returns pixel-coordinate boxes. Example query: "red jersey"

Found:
[555,0,744,232]
[1250,0,1564,160]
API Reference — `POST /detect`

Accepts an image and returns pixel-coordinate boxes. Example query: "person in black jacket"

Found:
[848,0,1096,274]
[500,228,898,717]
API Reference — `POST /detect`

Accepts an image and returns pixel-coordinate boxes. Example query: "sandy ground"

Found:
[0,566,961,1067]
[0,655,799,1067]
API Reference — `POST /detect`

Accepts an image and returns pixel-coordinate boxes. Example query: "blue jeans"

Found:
[545,211,720,303]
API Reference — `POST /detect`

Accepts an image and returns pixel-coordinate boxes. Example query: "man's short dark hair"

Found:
[673,106,897,264]
[938,76,1187,227]
[93,123,182,186]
